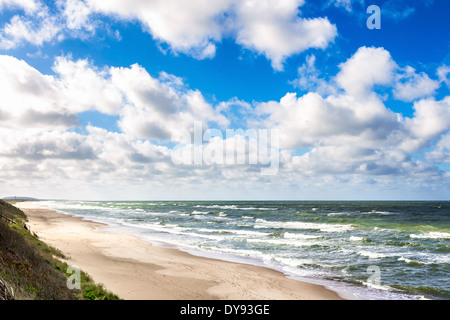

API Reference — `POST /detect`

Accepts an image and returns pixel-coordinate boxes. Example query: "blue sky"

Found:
[0,0,449,200]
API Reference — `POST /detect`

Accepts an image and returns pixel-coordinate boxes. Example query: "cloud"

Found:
[0,54,125,129]
[328,0,430,20]
[87,0,232,59]
[382,0,417,20]
[53,56,123,115]
[0,53,229,140]
[0,9,60,49]
[425,133,450,163]
[110,63,228,141]
[0,53,270,198]
[327,0,364,12]
[293,46,444,102]
[59,0,95,32]
[0,0,39,13]
[86,0,337,69]
[393,66,440,102]
[0,55,68,127]
[0,0,337,69]
[401,97,450,152]
[258,46,450,180]
[437,65,450,88]
[0,54,232,196]
[0,129,96,160]
[336,46,397,97]
[290,54,337,95]
[0,0,104,49]
[234,0,337,70]
[255,90,400,150]
[0,45,449,200]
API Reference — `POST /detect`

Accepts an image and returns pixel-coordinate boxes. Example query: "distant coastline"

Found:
[2,196,40,201]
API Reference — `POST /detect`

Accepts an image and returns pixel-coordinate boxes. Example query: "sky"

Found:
[0,0,449,201]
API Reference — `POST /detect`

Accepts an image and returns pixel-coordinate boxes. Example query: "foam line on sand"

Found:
[23,207,344,300]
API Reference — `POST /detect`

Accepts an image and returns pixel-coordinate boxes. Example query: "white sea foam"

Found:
[397,256,431,265]
[246,238,321,247]
[327,212,349,216]
[195,204,238,210]
[410,232,450,240]
[229,229,270,237]
[191,210,209,215]
[284,232,322,240]
[360,281,393,292]
[254,218,353,233]
[196,228,268,238]
[193,204,277,211]
[141,211,169,217]
[357,251,388,259]
[275,256,315,267]
[369,210,397,215]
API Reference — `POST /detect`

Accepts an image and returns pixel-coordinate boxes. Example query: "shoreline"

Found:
[21,206,346,300]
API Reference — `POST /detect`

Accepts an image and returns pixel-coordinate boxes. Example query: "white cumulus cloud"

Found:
[393,66,440,102]
[86,0,337,69]
[336,46,397,97]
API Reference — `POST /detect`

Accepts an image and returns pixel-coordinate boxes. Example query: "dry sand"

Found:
[21,206,344,300]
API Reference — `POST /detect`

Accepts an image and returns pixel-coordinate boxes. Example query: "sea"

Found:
[28,200,449,300]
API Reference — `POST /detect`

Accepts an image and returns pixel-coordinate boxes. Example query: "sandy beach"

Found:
[21,206,344,300]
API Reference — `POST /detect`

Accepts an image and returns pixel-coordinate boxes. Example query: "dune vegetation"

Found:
[0,199,119,300]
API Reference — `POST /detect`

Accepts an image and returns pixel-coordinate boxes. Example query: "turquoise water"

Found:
[33,201,449,300]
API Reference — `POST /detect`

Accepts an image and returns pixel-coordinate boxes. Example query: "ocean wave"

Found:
[191,210,210,214]
[230,229,270,237]
[39,202,116,212]
[197,228,269,238]
[389,284,450,299]
[194,204,277,211]
[246,238,322,247]
[367,210,398,215]
[194,204,238,210]
[254,218,354,233]
[357,280,394,292]
[357,251,389,259]
[385,240,421,247]
[398,257,428,266]
[410,232,450,240]
[274,256,316,268]
[349,236,371,242]
[137,211,169,217]
[327,212,350,216]
[284,232,322,240]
